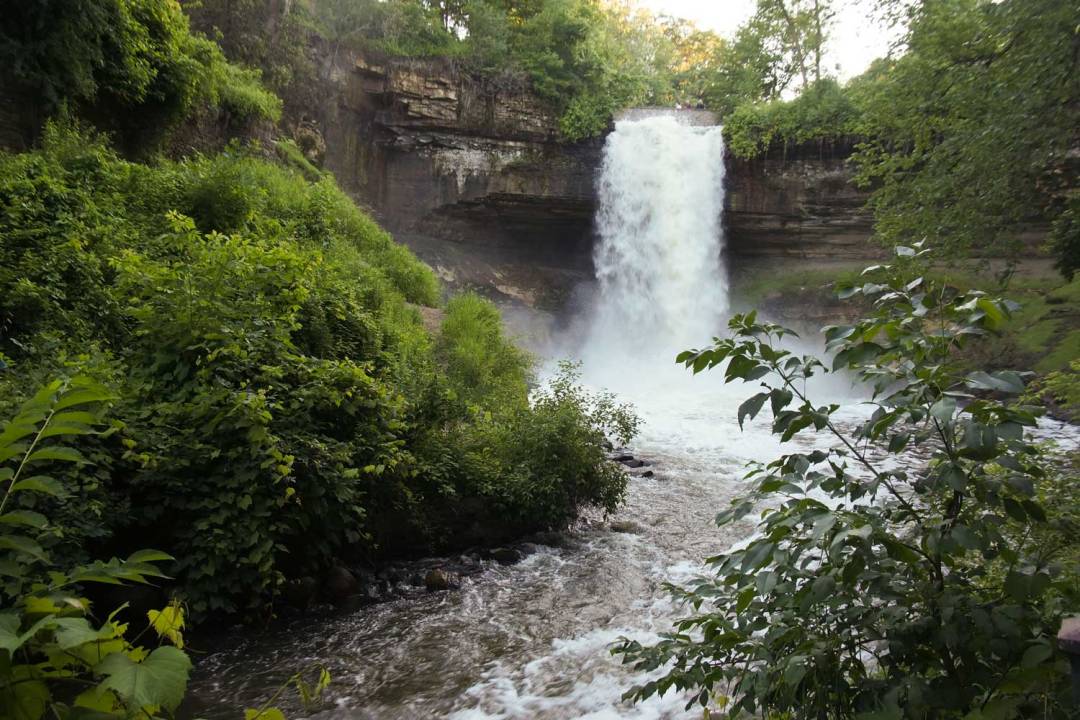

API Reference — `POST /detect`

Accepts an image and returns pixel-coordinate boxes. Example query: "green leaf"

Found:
[96,645,192,713]
[54,388,113,412]
[929,396,956,425]
[1,677,49,720]
[147,603,185,649]
[125,549,175,565]
[960,423,997,460]
[965,371,1025,394]
[1020,642,1054,668]
[9,475,66,497]
[0,510,48,529]
[0,534,48,561]
[832,342,884,371]
[741,542,774,571]
[26,446,86,465]
[770,389,793,416]
[737,393,769,430]
[52,617,112,650]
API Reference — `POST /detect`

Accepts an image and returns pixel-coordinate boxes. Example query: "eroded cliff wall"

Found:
[306,52,879,315]
[312,51,601,311]
[724,139,877,259]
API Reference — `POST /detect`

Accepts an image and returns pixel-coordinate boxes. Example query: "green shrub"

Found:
[723,78,860,158]
[0,0,281,150]
[205,58,283,123]
[437,294,532,412]
[0,377,192,720]
[617,245,1074,717]
[0,124,634,618]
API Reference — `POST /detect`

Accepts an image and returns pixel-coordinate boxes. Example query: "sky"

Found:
[636,0,895,80]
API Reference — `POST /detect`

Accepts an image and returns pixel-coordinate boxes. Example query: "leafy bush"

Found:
[204,59,283,124]
[723,78,860,158]
[0,0,281,149]
[441,362,640,534]
[616,246,1074,718]
[0,377,192,720]
[0,124,633,617]
[437,294,532,412]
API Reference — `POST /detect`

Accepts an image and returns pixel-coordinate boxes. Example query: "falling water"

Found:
[582,113,728,383]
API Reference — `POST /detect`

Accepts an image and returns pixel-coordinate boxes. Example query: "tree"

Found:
[850,0,1080,264]
[691,0,834,117]
[615,245,1075,718]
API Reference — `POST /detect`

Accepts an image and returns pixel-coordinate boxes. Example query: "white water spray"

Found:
[581,113,728,386]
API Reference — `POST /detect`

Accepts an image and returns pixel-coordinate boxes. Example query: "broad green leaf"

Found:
[53,617,113,650]
[9,475,66,497]
[0,510,48,529]
[965,371,1025,394]
[96,645,192,713]
[737,393,769,430]
[26,447,86,465]
[54,388,114,412]
[147,603,185,649]
[1020,642,1053,668]
[126,550,175,565]
[929,396,956,425]
[73,687,119,713]
[0,677,49,720]
[0,534,48,561]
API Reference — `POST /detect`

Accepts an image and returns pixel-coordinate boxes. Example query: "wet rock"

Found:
[378,567,405,584]
[323,566,358,602]
[640,470,655,478]
[424,569,453,591]
[490,547,522,565]
[409,572,425,587]
[612,453,634,462]
[283,576,318,609]
[622,459,645,468]
[526,530,564,548]
[609,520,646,534]
[518,543,541,557]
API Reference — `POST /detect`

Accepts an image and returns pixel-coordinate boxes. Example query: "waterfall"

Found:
[581,113,728,385]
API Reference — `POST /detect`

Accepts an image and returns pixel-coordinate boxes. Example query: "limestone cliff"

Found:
[724,139,878,259]
[313,51,601,311]
[306,52,880,316]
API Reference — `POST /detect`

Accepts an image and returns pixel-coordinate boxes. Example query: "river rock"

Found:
[609,519,646,534]
[424,569,453,591]
[526,530,564,547]
[490,547,522,565]
[611,453,635,462]
[283,576,318,609]
[323,566,359,602]
[623,459,646,468]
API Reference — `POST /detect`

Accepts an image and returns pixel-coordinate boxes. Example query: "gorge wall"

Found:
[313,51,602,311]
[305,52,877,315]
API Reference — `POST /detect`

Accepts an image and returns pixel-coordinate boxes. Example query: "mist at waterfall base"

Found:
[561,113,854,463]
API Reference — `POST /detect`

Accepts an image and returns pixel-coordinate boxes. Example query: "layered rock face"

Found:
[310,52,880,320]
[316,52,601,311]
[724,139,878,259]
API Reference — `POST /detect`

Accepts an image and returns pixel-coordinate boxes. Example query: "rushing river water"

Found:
[187,114,1079,718]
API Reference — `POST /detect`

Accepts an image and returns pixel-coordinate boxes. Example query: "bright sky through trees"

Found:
[638,0,894,79]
